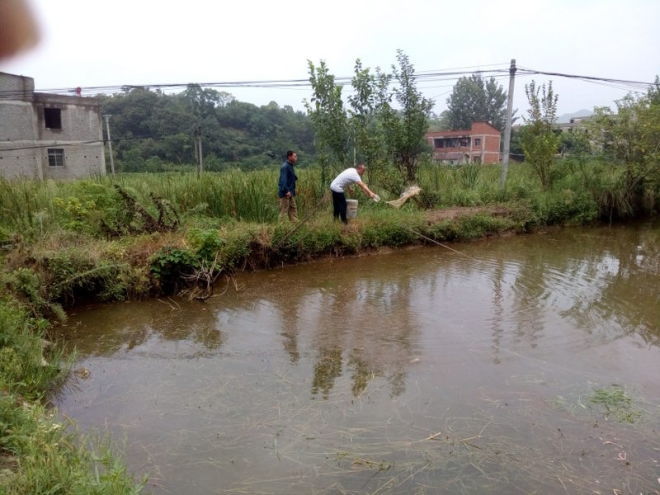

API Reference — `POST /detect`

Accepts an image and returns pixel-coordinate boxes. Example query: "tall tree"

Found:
[446,74,510,131]
[379,50,434,183]
[520,80,560,189]
[348,59,383,170]
[305,60,349,182]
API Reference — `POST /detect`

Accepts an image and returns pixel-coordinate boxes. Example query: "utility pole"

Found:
[103,114,115,175]
[500,59,516,189]
[194,126,203,176]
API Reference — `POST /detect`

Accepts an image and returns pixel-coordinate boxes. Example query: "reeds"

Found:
[1,160,656,240]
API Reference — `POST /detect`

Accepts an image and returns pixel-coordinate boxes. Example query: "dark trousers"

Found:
[332,190,347,223]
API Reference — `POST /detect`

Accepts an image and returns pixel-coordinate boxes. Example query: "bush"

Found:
[149,247,199,294]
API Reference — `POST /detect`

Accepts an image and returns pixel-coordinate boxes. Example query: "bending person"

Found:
[330,163,378,223]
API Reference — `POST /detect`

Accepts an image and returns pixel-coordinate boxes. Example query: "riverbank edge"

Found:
[0,203,654,493]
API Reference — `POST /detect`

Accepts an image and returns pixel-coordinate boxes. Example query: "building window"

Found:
[474,138,481,146]
[44,108,62,129]
[47,148,64,167]
[434,138,445,148]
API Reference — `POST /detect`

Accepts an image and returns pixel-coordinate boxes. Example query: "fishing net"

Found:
[386,185,422,208]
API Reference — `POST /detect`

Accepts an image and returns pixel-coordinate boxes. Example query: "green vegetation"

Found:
[520,80,561,190]
[444,73,511,131]
[589,386,642,424]
[0,299,145,493]
[98,85,315,172]
[307,50,433,183]
[1,160,656,307]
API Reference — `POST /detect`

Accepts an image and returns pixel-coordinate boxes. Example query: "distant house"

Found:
[0,72,106,180]
[556,115,592,133]
[426,122,501,164]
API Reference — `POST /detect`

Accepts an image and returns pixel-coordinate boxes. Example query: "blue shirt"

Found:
[278,160,297,198]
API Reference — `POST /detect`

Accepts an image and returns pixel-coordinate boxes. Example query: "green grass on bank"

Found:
[0,299,145,494]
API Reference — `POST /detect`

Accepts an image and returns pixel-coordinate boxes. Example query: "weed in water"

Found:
[589,385,642,423]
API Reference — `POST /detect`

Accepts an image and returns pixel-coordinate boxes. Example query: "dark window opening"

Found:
[474,138,481,146]
[47,148,64,167]
[44,108,62,129]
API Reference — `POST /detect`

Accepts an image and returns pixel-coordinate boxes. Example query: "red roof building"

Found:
[426,122,501,164]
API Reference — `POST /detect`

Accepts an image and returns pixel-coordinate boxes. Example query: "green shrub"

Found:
[188,228,223,261]
[3,268,57,320]
[149,247,199,293]
[42,250,126,304]
[531,190,598,225]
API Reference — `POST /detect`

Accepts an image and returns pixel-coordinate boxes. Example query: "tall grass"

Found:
[0,160,657,240]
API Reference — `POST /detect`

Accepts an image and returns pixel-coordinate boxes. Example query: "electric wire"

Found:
[1,64,657,154]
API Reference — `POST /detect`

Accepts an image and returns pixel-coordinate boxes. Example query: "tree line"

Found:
[98,85,316,172]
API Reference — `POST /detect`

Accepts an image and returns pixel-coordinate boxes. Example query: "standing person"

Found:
[278,150,298,222]
[330,163,378,223]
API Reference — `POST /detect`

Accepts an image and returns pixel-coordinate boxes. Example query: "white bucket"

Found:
[346,199,358,219]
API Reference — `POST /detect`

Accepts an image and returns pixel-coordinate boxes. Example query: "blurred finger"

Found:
[0,0,40,60]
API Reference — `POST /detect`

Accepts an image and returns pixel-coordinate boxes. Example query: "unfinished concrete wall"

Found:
[0,72,106,180]
[0,71,34,100]
[32,93,106,179]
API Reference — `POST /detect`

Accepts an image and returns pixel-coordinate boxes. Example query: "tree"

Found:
[99,87,315,171]
[379,50,433,183]
[446,74,511,131]
[519,80,560,189]
[306,51,433,184]
[585,77,660,211]
[587,76,660,166]
[305,60,349,182]
[427,110,451,131]
[559,129,591,156]
[348,59,388,173]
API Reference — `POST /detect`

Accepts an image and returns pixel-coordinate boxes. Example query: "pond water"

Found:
[55,222,660,494]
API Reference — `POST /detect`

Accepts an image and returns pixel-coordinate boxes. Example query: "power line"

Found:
[1,66,654,101]
[517,67,654,88]
[0,68,512,98]
[0,66,656,100]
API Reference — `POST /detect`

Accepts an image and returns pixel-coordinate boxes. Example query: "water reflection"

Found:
[60,222,659,394]
[62,299,224,358]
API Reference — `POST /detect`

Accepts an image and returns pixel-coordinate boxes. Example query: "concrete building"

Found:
[0,72,106,180]
[556,115,593,133]
[426,122,501,164]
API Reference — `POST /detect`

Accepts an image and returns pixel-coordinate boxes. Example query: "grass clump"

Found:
[589,385,642,424]
[0,393,144,494]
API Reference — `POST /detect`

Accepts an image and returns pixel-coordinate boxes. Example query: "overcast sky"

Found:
[2,0,658,118]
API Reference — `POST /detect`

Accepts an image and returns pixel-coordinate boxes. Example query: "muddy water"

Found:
[56,222,660,494]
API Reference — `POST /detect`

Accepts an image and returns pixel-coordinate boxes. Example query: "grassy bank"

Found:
[0,159,657,493]
[0,299,145,493]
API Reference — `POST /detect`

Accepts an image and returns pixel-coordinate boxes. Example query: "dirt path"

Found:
[424,205,512,223]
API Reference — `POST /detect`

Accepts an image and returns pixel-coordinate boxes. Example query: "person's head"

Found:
[286,150,298,164]
[356,163,366,176]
